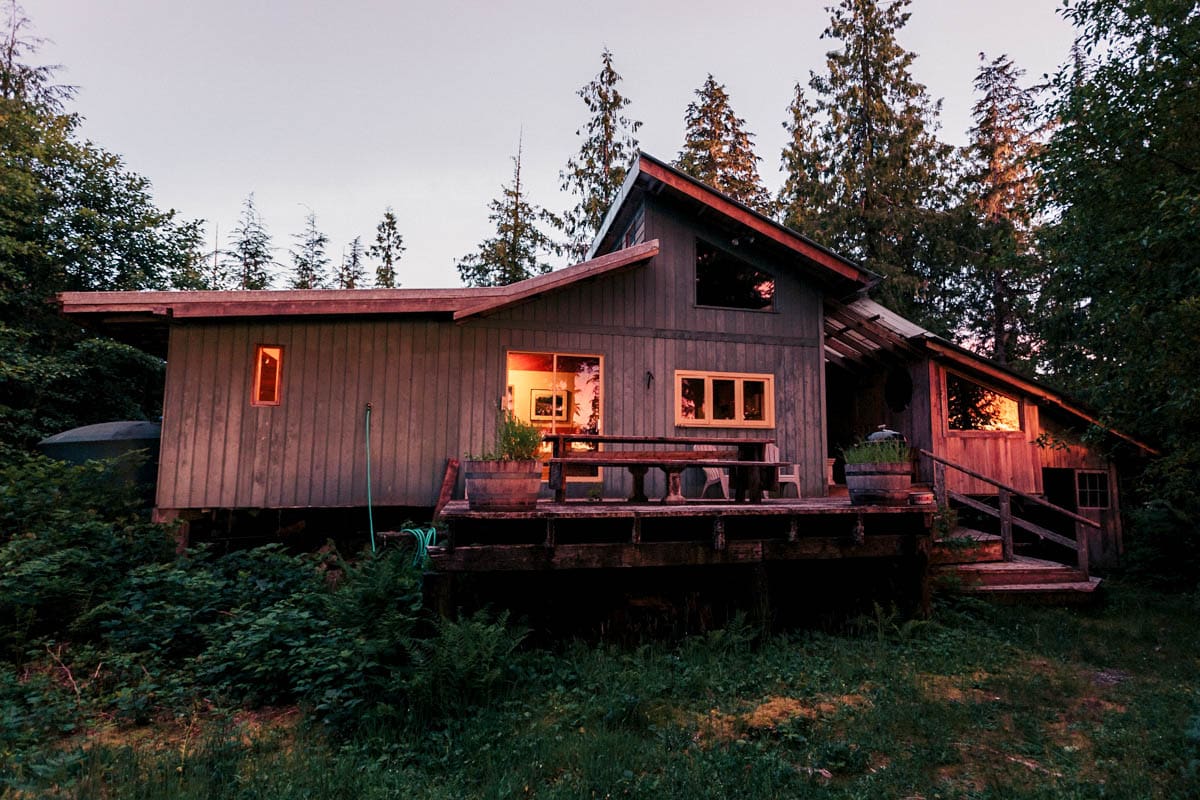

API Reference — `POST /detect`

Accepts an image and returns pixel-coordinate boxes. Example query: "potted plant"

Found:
[842,434,912,506]
[463,411,545,511]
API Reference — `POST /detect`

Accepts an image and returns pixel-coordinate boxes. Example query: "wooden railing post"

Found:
[998,488,1014,561]
[1076,523,1090,578]
[933,461,947,508]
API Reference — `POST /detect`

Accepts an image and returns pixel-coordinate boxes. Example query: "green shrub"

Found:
[841,437,910,464]
[483,410,543,461]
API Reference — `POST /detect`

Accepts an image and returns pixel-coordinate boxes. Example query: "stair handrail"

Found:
[917,448,1096,578]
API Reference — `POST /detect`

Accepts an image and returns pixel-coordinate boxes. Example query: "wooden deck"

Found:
[431,497,934,573]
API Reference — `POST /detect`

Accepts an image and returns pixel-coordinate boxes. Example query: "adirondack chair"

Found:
[766,443,801,498]
[693,444,729,499]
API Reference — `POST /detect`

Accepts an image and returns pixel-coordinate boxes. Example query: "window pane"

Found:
[680,378,706,420]
[1077,472,1110,508]
[255,346,281,405]
[695,240,775,310]
[712,379,736,420]
[743,380,765,421]
[946,373,1020,431]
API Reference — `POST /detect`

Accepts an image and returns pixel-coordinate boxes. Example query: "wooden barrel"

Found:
[844,462,912,506]
[464,460,542,511]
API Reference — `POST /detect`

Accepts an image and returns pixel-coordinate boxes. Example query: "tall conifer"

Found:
[456,142,561,287]
[289,211,330,289]
[224,193,273,290]
[675,75,772,212]
[369,207,404,287]
[790,0,954,325]
[336,236,366,289]
[560,49,641,260]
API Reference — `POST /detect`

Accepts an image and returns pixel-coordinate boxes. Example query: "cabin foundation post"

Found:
[712,518,725,551]
[787,517,799,543]
[424,572,457,618]
[749,563,771,630]
[544,519,556,549]
[850,514,865,546]
[152,508,189,554]
[631,515,642,544]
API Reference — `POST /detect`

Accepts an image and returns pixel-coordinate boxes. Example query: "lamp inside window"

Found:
[252,345,283,406]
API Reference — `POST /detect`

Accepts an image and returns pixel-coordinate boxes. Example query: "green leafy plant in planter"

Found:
[842,436,912,506]
[464,411,545,511]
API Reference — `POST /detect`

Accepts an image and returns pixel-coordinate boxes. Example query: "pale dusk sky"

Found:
[32,1,1076,287]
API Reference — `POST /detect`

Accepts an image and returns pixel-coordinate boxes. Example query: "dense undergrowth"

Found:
[3,455,1199,798]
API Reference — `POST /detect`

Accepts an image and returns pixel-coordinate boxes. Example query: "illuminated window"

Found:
[1076,471,1110,509]
[675,371,774,428]
[252,345,283,406]
[695,239,775,311]
[946,373,1020,431]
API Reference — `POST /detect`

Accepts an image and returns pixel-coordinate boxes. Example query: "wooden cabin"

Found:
[58,153,1150,582]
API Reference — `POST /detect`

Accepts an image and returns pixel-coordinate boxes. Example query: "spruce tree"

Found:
[777,83,831,235]
[288,211,330,289]
[368,207,404,287]
[560,48,641,260]
[456,143,561,287]
[336,236,366,289]
[675,74,772,212]
[792,0,955,326]
[959,53,1042,366]
[224,193,273,289]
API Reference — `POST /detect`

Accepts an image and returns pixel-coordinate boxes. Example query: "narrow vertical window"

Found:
[252,345,283,406]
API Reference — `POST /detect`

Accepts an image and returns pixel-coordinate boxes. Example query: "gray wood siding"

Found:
[157,196,830,510]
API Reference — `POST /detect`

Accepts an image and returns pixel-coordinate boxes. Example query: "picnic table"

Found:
[543,434,782,504]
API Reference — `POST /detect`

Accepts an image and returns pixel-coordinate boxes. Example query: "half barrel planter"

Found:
[463,459,542,511]
[844,462,912,506]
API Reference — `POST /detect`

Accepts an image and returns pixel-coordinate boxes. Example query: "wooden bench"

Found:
[543,435,782,504]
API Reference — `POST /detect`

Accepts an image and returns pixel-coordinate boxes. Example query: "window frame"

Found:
[674,370,775,429]
[1076,470,1111,509]
[251,344,284,407]
[942,369,1023,436]
[693,238,777,313]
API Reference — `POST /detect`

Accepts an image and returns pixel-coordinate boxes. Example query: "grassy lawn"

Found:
[8,581,1197,799]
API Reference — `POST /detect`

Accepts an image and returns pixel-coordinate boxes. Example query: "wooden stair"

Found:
[933,527,1101,605]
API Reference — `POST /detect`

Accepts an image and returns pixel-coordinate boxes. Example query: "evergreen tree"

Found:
[1035,0,1200,582]
[958,53,1043,366]
[456,143,561,287]
[289,211,330,289]
[368,207,404,287]
[675,74,772,212]
[777,83,832,234]
[224,194,273,290]
[789,0,955,327]
[169,221,225,290]
[560,48,642,260]
[336,236,366,289]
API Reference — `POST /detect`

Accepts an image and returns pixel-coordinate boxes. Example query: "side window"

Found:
[252,345,283,406]
[1076,471,1110,509]
[945,372,1020,432]
[675,371,774,428]
[694,239,775,311]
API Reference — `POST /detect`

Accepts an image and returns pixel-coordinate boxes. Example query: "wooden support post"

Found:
[712,518,726,551]
[628,466,649,503]
[544,518,556,549]
[424,572,457,619]
[750,563,771,631]
[933,462,947,508]
[999,489,1014,561]
[787,517,799,543]
[152,508,189,554]
[631,515,641,544]
[550,461,566,503]
[851,514,865,546]
[1076,523,1090,578]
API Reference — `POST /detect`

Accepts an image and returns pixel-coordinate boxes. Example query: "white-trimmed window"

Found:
[252,345,283,406]
[1076,471,1111,509]
[675,370,774,428]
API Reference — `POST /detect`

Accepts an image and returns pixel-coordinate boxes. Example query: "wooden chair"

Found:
[693,444,729,499]
[766,443,801,498]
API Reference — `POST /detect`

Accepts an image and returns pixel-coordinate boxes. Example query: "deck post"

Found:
[712,518,725,551]
[1076,524,1090,578]
[787,517,798,543]
[933,462,947,507]
[998,489,1014,561]
[544,518,556,549]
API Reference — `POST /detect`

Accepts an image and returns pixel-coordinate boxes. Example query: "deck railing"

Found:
[917,448,1099,578]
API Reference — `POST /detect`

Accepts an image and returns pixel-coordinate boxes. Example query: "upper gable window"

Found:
[946,372,1020,432]
[252,345,283,406]
[695,239,775,311]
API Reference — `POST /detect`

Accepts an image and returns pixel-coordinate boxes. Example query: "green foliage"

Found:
[560,49,641,260]
[223,192,274,289]
[457,142,561,287]
[368,207,404,288]
[841,437,910,464]
[288,210,330,289]
[675,74,772,212]
[482,410,543,461]
[408,609,527,720]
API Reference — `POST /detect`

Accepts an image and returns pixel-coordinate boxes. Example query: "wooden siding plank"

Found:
[156,328,187,508]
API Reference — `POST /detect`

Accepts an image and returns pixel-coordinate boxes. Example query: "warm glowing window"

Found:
[252,345,283,406]
[506,351,604,481]
[675,371,774,428]
[695,239,775,311]
[946,373,1020,432]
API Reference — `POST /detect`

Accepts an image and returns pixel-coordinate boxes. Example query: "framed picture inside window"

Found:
[530,389,569,421]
